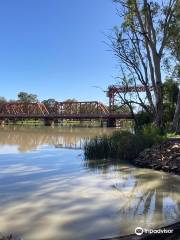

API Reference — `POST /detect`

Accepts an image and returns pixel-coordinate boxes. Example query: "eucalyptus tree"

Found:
[0,97,6,105]
[17,92,38,103]
[111,0,178,128]
[167,1,180,132]
[172,66,180,132]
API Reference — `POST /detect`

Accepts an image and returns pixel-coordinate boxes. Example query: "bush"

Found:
[136,111,153,127]
[84,125,166,161]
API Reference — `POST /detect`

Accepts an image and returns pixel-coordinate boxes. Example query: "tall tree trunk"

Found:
[155,83,163,128]
[172,89,180,133]
[154,55,164,128]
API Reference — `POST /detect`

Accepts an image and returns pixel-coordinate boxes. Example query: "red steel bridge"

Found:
[0,85,149,127]
[107,85,153,112]
[0,101,132,127]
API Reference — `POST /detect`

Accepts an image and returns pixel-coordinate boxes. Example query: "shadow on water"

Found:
[0,126,180,239]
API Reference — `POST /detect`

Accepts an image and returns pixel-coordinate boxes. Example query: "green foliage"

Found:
[166,1,180,61]
[163,77,179,123]
[163,77,179,104]
[166,132,180,138]
[112,104,130,114]
[84,125,166,161]
[64,98,78,102]
[136,111,153,127]
[42,99,56,112]
[139,124,165,145]
[132,77,180,127]
[163,102,176,123]
[18,92,38,103]
[0,96,6,105]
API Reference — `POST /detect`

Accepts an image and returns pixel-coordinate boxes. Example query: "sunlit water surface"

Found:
[0,126,180,240]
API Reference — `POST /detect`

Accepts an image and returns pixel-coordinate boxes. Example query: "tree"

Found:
[42,99,56,108]
[136,110,153,127]
[111,0,178,128]
[163,78,179,105]
[163,77,179,123]
[167,0,180,61]
[172,69,180,132]
[18,92,38,103]
[0,97,6,105]
[42,99,57,113]
[64,98,78,103]
[166,1,180,133]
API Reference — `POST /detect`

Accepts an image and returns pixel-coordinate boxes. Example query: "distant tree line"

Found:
[0,92,79,109]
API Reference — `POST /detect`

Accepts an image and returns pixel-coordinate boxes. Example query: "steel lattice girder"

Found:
[51,101,109,115]
[0,102,49,116]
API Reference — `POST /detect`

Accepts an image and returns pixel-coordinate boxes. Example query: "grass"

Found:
[166,132,180,138]
[5,119,104,127]
[84,125,167,161]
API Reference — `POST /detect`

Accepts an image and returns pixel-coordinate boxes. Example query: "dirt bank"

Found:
[134,139,180,173]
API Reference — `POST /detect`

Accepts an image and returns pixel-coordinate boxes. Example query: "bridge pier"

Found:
[0,120,5,126]
[54,119,59,126]
[44,119,55,127]
[107,118,116,128]
[100,119,104,127]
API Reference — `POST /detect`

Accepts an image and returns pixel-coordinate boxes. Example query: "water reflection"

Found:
[85,159,180,231]
[0,126,115,152]
[0,127,179,239]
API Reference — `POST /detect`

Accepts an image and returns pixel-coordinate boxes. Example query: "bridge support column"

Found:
[107,118,116,128]
[54,119,59,126]
[100,119,104,127]
[0,120,5,126]
[44,119,54,127]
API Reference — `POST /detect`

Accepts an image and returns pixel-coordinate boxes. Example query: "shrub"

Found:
[84,125,166,161]
[136,111,153,127]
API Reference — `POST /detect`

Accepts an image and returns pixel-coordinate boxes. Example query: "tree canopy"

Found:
[17,92,38,103]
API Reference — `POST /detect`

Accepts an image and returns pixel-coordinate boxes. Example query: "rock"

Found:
[154,165,162,170]
[135,140,180,174]
[162,166,170,171]
[171,166,178,171]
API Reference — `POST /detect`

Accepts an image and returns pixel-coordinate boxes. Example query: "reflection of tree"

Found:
[116,172,180,228]
[85,158,180,229]
[0,126,114,152]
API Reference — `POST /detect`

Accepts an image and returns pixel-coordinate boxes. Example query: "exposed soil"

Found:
[134,139,180,173]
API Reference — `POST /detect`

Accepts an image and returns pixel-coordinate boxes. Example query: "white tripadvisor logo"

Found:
[135,227,144,235]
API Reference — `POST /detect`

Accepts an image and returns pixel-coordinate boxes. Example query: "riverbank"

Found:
[134,139,180,174]
[84,127,180,175]
[84,127,166,161]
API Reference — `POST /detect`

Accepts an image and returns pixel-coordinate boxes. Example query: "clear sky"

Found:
[0,0,120,104]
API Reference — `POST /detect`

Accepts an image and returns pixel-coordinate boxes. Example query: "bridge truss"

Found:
[0,101,111,118]
[107,85,153,112]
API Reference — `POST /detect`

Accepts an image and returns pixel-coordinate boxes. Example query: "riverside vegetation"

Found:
[84,125,166,161]
[84,125,180,174]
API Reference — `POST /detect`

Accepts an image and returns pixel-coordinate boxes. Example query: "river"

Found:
[0,126,180,240]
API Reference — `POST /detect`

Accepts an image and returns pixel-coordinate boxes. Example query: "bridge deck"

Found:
[0,114,133,120]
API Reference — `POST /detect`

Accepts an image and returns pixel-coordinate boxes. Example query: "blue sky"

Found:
[0,0,120,104]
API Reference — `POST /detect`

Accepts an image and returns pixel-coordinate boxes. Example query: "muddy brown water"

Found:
[0,126,180,240]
